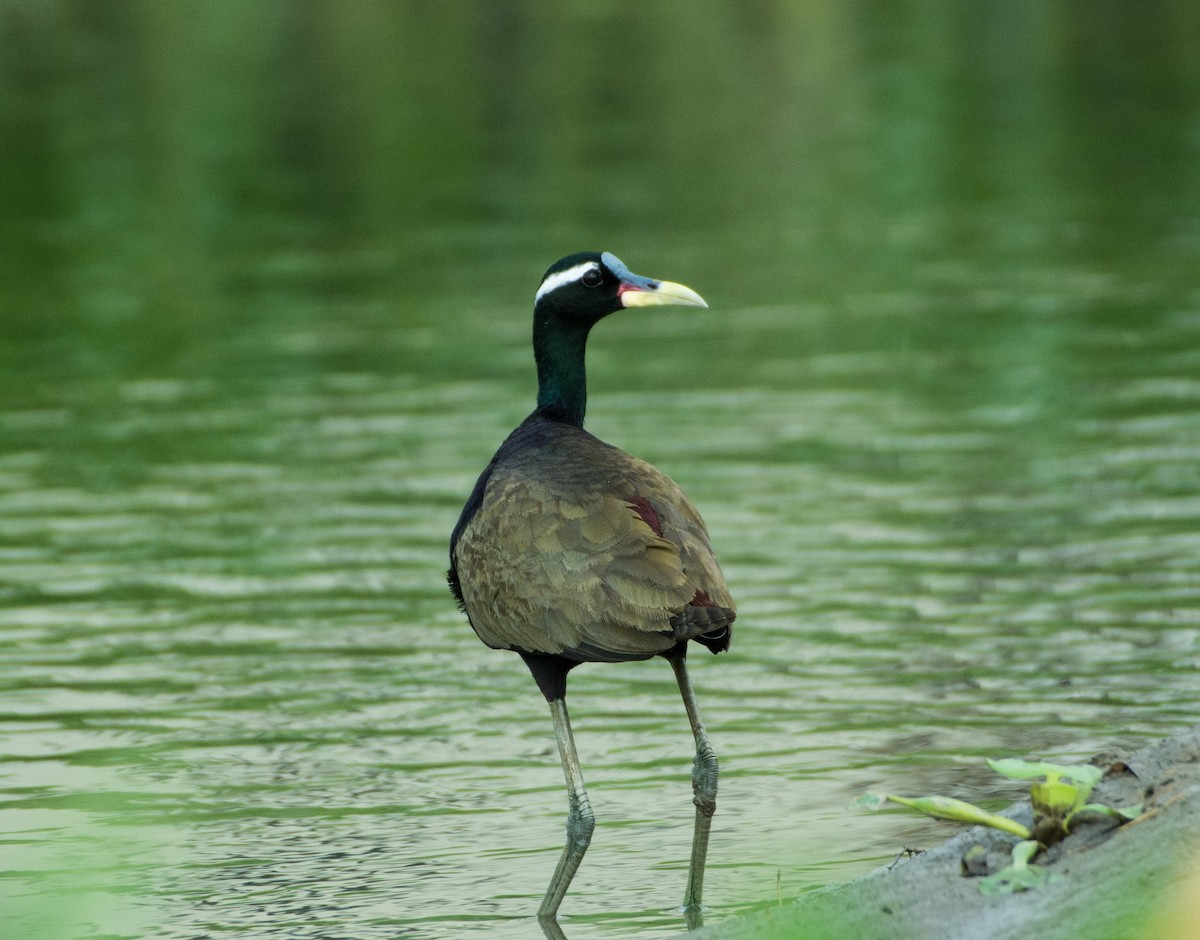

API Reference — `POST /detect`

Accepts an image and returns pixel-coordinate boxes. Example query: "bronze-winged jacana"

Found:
[448,252,735,921]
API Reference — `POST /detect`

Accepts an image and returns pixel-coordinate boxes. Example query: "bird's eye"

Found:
[581,268,603,288]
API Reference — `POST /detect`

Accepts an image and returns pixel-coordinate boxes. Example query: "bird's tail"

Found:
[670,603,735,654]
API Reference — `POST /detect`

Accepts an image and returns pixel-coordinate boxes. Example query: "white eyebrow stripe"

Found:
[535,261,600,303]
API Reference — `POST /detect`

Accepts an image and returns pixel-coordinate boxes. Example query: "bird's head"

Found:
[534,251,707,325]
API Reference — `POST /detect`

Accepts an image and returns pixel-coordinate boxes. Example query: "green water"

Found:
[2,3,1198,938]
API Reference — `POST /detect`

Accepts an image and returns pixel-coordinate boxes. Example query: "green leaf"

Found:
[978,861,1056,895]
[1109,803,1143,821]
[1064,802,1144,830]
[986,758,1103,790]
[882,794,1032,839]
[978,840,1056,895]
[1009,839,1040,867]
[850,793,889,811]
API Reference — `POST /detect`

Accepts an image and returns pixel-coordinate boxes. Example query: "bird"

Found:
[447,251,735,923]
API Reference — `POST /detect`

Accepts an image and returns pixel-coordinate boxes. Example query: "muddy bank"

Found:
[679,724,1200,940]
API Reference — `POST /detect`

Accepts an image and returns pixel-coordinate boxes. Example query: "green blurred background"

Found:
[1,2,1198,939]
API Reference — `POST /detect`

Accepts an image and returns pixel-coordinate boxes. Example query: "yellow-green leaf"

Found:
[1031,779,1082,815]
[884,794,1032,839]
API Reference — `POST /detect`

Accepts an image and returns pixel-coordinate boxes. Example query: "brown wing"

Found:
[454,435,734,662]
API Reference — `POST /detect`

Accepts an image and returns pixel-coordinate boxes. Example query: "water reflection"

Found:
[1,3,1199,939]
[543,918,569,940]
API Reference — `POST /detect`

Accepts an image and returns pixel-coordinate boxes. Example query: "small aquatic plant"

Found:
[855,758,1142,894]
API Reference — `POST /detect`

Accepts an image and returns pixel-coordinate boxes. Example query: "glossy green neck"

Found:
[534,311,592,427]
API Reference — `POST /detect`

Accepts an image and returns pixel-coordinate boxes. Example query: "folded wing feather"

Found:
[454,441,733,661]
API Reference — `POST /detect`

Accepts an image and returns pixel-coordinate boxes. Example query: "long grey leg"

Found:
[669,653,717,923]
[538,697,595,922]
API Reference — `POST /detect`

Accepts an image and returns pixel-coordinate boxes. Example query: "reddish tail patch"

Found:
[629,496,664,536]
[690,590,718,608]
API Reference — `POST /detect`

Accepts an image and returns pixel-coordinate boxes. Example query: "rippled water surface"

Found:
[2,4,1199,939]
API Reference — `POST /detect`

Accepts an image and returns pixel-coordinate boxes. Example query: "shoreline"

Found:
[676,723,1200,940]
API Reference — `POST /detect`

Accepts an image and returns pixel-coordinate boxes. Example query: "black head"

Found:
[530,251,708,426]
[534,251,707,324]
